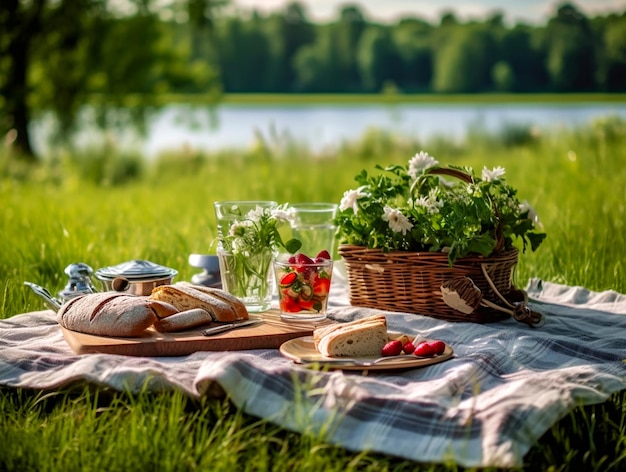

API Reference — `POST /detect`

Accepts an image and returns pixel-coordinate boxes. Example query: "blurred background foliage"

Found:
[1,0,625,161]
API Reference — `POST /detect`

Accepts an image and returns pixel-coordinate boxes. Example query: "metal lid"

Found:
[95,259,177,280]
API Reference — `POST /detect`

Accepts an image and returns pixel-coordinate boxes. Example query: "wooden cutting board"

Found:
[60,309,333,357]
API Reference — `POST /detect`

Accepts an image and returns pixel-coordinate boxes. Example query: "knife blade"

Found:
[201,318,263,336]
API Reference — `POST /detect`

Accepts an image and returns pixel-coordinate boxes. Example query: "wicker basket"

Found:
[338,244,521,323]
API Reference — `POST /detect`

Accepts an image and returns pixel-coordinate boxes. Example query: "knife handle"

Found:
[202,323,236,336]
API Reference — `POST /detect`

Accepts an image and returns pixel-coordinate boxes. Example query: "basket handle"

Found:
[422,167,505,252]
[425,167,474,184]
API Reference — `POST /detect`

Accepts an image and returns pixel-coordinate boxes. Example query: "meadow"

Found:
[1,114,625,471]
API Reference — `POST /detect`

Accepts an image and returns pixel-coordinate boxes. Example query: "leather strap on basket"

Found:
[480,264,544,327]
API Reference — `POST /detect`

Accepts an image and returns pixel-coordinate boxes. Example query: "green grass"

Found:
[1,115,625,470]
[154,92,626,106]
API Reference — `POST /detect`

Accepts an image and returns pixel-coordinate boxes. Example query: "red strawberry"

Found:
[280,292,301,313]
[315,250,332,261]
[313,276,331,297]
[402,341,416,354]
[298,298,315,310]
[293,253,315,277]
[295,253,314,265]
[381,340,403,357]
[413,341,435,357]
[428,340,446,355]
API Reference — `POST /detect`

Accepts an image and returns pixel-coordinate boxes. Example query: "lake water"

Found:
[32,101,626,158]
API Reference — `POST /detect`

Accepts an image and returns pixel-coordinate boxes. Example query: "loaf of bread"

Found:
[57,292,164,337]
[149,284,248,322]
[313,314,388,357]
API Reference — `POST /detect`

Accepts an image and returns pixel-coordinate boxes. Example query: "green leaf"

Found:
[527,232,547,252]
[284,238,302,254]
[466,233,497,257]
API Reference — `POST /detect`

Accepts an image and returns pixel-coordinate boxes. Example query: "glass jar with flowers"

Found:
[335,151,547,324]
[214,201,301,313]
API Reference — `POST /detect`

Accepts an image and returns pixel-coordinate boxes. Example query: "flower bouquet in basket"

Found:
[335,152,547,325]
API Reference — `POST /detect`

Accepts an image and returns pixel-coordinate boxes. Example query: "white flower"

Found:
[271,204,295,223]
[229,219,254,237]
[482,166,506,182]
[519,200,542,227]
[382,205,413,235]
[246,205,265,221]
[408,151,439,179]
[340,187,367,213]
[412,189,443,214]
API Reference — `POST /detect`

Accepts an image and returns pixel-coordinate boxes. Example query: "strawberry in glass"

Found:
[275,250,333,321]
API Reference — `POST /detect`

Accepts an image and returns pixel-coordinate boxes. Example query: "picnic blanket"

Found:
[1,275,625,468]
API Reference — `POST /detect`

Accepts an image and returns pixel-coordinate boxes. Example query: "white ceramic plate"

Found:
[279,335,454,371]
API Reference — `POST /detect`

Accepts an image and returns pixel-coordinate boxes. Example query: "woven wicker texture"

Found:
[338,245,519,323]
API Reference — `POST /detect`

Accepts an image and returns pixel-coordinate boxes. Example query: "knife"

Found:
[201,318,263,336]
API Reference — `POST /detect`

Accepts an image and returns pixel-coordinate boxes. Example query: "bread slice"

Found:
[149,285,248,322]
[313,314,388,357]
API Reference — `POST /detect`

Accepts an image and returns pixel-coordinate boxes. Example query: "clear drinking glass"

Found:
[213,200,279,313]
[213,200,278,244]
[274,256,333,322]
[289,202,338,259]
[218,248,276,313]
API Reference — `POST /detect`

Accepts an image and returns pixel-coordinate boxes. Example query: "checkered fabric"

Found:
[1,277,624,467]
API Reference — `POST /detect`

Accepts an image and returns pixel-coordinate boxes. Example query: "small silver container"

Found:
[95,259,178,296]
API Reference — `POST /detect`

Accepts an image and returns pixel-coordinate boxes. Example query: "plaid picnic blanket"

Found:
[1,276,625,468]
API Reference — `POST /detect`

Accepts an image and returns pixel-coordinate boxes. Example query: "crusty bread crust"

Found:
[314,314,388,357]
[175,282,248,321]
[149,300,180,319]
[149,285,248,322]
[57,292,157,337]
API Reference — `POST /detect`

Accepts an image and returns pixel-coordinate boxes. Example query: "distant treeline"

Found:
[202,1,626,94]
[3,0,626,160]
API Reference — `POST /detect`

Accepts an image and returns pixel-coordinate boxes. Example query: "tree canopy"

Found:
[1,0,625,161]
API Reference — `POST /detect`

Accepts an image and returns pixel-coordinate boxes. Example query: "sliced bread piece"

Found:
[149,284,247,322]
[313,314,388,357]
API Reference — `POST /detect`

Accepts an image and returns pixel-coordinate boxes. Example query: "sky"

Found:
[231,0,626,25]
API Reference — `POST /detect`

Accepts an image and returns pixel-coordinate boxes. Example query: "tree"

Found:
[357,26,400,92]
[262,3,315,92]
[433,25,498,93]
[184,0,229,67]
[332,5,368,91]
[1,0,59,160]
[215,14,272,91]
[392,18,434,92]
[543,3,596,91]
[491,61,515,92]
[499,24,549,92]
[292,25,339,92]
[0,0,220,162]
[597,15,626,91]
